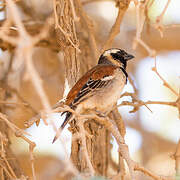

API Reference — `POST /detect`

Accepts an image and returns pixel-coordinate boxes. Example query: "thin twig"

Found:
[0,112,30,136]
[102,0,130,51]
[133,0,156,57]
[155,0,171,37]
[152,57,178,96]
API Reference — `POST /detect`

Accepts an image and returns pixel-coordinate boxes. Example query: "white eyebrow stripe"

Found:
[101,75,114,81]
[103,49,120,56]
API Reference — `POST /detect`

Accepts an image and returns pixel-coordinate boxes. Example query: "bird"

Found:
[53,48,134,143]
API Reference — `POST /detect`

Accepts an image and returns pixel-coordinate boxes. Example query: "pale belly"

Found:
[79,71,126,113]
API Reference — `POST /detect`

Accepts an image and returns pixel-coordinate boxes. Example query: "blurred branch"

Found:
[1,52,13,82]
[177,96,180,119]
[128,76,153,112]
[155,0,171,37]
[24,101,65,128]
[0,0,60,178]
[128,75,138,94]
[4,85,38,115]
[0,112,36,179]
[0,161,14,179]
[82,0,114,5]
[119,92,177,113]
[0,131,17,179]
[174,140,180,177]
[76,0,99,60]
[0,19,59,51]
[133,0,174,56]
[133,0,156,57]
[152,57,178,96]
[102,0,131,51]
[5,0,56,127]
[134,165,174,180]
[0,0,20,7]
[0,100,28,106]
[0,113,30,136]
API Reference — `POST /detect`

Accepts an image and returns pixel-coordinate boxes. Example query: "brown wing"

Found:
[53,64,117,143]
[65,64,117,106]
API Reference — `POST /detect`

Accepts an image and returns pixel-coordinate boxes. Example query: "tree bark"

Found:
[70,120,110,176]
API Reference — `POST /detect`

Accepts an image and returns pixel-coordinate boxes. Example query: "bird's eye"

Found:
[111,52,123,61]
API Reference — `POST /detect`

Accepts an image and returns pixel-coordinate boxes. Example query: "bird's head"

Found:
[98,48,134,69]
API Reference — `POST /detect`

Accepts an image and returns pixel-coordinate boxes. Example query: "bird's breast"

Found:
[81,69,126,112]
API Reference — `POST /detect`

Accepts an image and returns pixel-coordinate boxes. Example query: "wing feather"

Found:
[71,77,113,106]
[53,65,118,143]
[65,64,117,106]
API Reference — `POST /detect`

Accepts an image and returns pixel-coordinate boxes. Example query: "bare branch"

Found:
[173,140,180,177]
[155,0,171,37]
[152,58,178,96]
[102,0,131,51]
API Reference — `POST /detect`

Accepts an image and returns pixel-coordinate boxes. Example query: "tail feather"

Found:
[60,111,72,129]
[52,111,72,143]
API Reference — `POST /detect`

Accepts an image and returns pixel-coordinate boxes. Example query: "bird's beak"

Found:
[125,53,134,61]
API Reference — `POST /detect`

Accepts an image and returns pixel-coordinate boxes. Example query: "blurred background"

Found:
[0,0,179,179]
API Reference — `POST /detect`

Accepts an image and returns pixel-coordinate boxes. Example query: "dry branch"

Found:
[174,140,180,177]
[102,0,131,51]
[152,57,178,96]
[0,0,179,179]
[155,0,171,37]
[76,0,99,60]
[0,112,35,179]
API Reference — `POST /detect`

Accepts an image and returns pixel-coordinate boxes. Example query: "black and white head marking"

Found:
[98,48,134,69]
